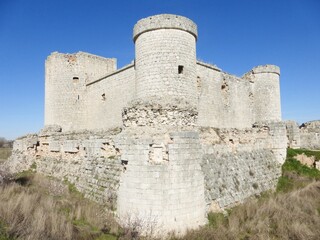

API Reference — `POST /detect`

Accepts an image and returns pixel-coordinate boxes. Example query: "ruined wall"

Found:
[285,120,301,149]
[199,122,286,210]
[7,130,123,205]
[45,52,116,131]
[299,121,320,149]
[285,120,320,150]
[197,62,253,129]
[6,120,287,233]
[85,64,135,130]
[22,13,290,235]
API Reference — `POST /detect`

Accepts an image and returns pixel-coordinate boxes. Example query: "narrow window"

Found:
[73,77,79,83]
[178,65,184,74]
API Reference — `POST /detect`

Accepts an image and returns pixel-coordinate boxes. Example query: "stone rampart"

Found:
[6,14,290,234]
[285,120,320,150]
[6,120,287,232]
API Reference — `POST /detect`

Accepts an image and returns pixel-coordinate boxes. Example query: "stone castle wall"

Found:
[5,14,289,234]
[45,52,116,131]
[85,64,135,130]
[44,14,282,132]
[6,120,286,233]
[197,62,253,128]
[286,120,320,150]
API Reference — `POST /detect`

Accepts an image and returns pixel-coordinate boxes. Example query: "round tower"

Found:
[133,14,198,108]
[251,65,281,122]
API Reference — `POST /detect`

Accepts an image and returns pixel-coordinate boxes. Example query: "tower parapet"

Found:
[133,14,198,42]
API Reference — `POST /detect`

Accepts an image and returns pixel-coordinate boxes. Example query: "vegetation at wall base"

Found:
[173,148,320,240]
[0,148,319,239]
[0,148,11,163]
[0,173,121,240]
[277,148,320,193]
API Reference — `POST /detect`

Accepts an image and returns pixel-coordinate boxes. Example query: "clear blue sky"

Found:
[0,0,319,140]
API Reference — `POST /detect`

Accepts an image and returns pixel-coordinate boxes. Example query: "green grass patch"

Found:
[0,148,11,162]
[283,150,320,179]
[207,212,226,228]
[287,148,320,161]
[277,148,320,192]
[94,233,117,240]
[0,221,10,240]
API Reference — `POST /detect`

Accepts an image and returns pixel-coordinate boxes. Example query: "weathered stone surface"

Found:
[6,13,292,234]
[285,120,320,150]
[295,153,315,168]
[300,121,320,150]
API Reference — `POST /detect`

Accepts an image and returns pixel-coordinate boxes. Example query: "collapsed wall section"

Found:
[6,131,123,205]
[299,121,320,149]
[6,121,287,234]
[285,120,301,149]
[200,122,286,210]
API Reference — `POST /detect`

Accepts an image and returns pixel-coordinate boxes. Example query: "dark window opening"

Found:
[77,95,80,100]
[178,65,184,74]
[101,93,106,101]
[73,77,79,83]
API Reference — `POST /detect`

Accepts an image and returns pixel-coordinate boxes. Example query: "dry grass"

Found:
[174,181,320,240]
[0,148,11,163]
[1,148,319,239]
[0,173,120,240]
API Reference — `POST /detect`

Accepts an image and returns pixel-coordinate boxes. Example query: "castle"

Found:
[45,14,282,132]
[7,14,289,234]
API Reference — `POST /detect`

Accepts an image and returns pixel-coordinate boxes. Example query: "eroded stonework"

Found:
[6,14,288,234]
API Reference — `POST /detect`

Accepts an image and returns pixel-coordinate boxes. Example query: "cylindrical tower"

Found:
[251,65,281,122]
[133,14,198,108]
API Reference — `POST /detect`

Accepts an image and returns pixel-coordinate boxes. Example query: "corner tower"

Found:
[247,65,281,122]
[45,52,116,131]
[133,14,198,108]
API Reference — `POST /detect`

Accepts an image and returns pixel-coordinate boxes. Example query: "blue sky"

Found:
[0,0,319,140]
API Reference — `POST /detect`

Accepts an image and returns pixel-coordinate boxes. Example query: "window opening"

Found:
[73,77,79,83]
[178,65,184,74]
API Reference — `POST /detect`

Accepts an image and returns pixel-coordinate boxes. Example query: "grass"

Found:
[287,148,320,161]
[1,148,319,239]
[0,173,120,240]
[277,148,320,193]
[173,148,320,240]
[0,148,12,163]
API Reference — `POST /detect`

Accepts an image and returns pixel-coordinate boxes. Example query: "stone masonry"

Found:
[6,14,288,234]
[286,120,320,150]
